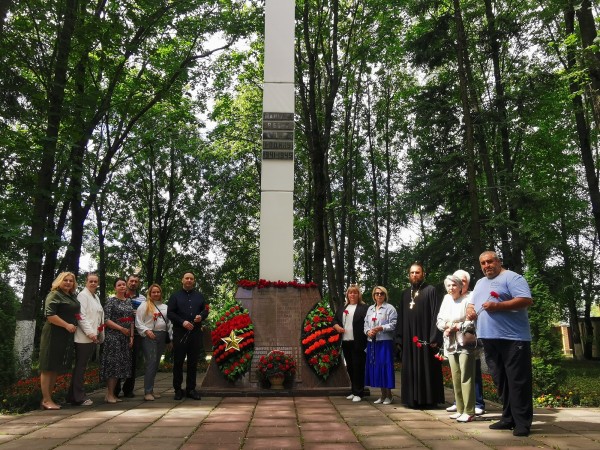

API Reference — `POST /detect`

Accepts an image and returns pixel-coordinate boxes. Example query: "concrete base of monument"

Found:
[199,286,365,397]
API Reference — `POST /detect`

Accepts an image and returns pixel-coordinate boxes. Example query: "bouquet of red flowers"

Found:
[257,350,296,380]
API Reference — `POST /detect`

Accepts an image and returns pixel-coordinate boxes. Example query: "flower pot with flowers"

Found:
[257,350,296,389]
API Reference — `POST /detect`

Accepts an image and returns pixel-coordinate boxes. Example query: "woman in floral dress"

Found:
[100,278,134,403]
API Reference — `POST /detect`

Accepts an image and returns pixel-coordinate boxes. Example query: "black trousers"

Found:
[482,339,533,429]
[172,326,202,392]
[67,342,96,404]
[342,340,366,397]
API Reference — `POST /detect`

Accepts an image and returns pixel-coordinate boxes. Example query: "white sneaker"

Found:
[352,396,361,402]
[456,414,474,423]
[373,398,383,404]
[346,394,354,400]
[382,397,393,405]
[475,407,484,415]
[446,404,457,412]
[449,412,462,419]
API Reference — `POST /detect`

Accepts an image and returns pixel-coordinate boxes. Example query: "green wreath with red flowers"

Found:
[211,299,255,382]
[301,300,342,380]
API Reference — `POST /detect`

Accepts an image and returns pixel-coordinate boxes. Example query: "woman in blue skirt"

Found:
[364,286,398,404]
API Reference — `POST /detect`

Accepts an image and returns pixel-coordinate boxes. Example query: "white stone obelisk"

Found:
[259,0,295,281]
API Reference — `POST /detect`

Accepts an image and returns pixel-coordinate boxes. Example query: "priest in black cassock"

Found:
[396,262,445,408]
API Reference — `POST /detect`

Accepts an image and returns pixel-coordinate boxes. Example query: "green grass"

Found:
[550,358,600,407]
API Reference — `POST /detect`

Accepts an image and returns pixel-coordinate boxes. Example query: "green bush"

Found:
[532,356,565,395]
[526,269,565,398]
[0,278,18,393]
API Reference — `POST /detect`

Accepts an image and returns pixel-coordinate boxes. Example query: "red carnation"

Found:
[344,310,348,315]
[490,291,500,298]
[412,336,419,343]
[416,342,423,348]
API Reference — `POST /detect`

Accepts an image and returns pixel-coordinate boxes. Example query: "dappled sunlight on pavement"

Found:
[0,372,599,449]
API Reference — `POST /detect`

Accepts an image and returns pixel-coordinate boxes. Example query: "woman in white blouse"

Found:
[436,274,476,422]
[136,284,171,401]
[67,272,104,406]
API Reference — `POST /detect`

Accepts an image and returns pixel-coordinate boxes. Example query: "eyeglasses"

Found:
[374,292,385,296]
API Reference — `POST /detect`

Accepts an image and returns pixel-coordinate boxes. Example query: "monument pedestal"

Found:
[199,286,353,396]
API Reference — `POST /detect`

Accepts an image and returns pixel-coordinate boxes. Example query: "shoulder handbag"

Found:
[155,307,171,344]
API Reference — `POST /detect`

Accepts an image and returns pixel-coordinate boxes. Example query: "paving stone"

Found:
[91,421,151,432]
[0,434,18,443]
[117,437,184,450]
[0,423,44,434]
[246,425,300,437]
[241,437,302,450]
[21,426,90,439]
[303,444,365,450]
[532,435,600,449]
[352,424,406,436]
[185,429,245,445]
[63,431,135,445]
[0,437,67,449]
[2,373,600,450]
[299,422,354,432]
[301,428,359,443]
[358,434,427,449]
[250,418,298,427]
[136,425,197,438]
[196,421,248,432]
[422,438,493,449]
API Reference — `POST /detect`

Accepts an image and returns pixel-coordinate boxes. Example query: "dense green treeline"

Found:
[1,0,599,377]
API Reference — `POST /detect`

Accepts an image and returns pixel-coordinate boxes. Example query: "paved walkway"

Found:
[1,372,599,449]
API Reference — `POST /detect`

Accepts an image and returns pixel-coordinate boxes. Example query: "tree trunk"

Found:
[565,6,600,240]
[453,0,482,266]
[296,0,342,288]
[94,198,107,303]
[575,0,600,127]
[483,0,522,272]
[15,0,79,377]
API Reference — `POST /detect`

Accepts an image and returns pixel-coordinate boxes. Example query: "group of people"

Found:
[38,271,208,409]
[334,251,534,437]
[38,251,533,437]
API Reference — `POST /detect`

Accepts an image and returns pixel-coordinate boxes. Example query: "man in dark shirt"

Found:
[167,272,208,400]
